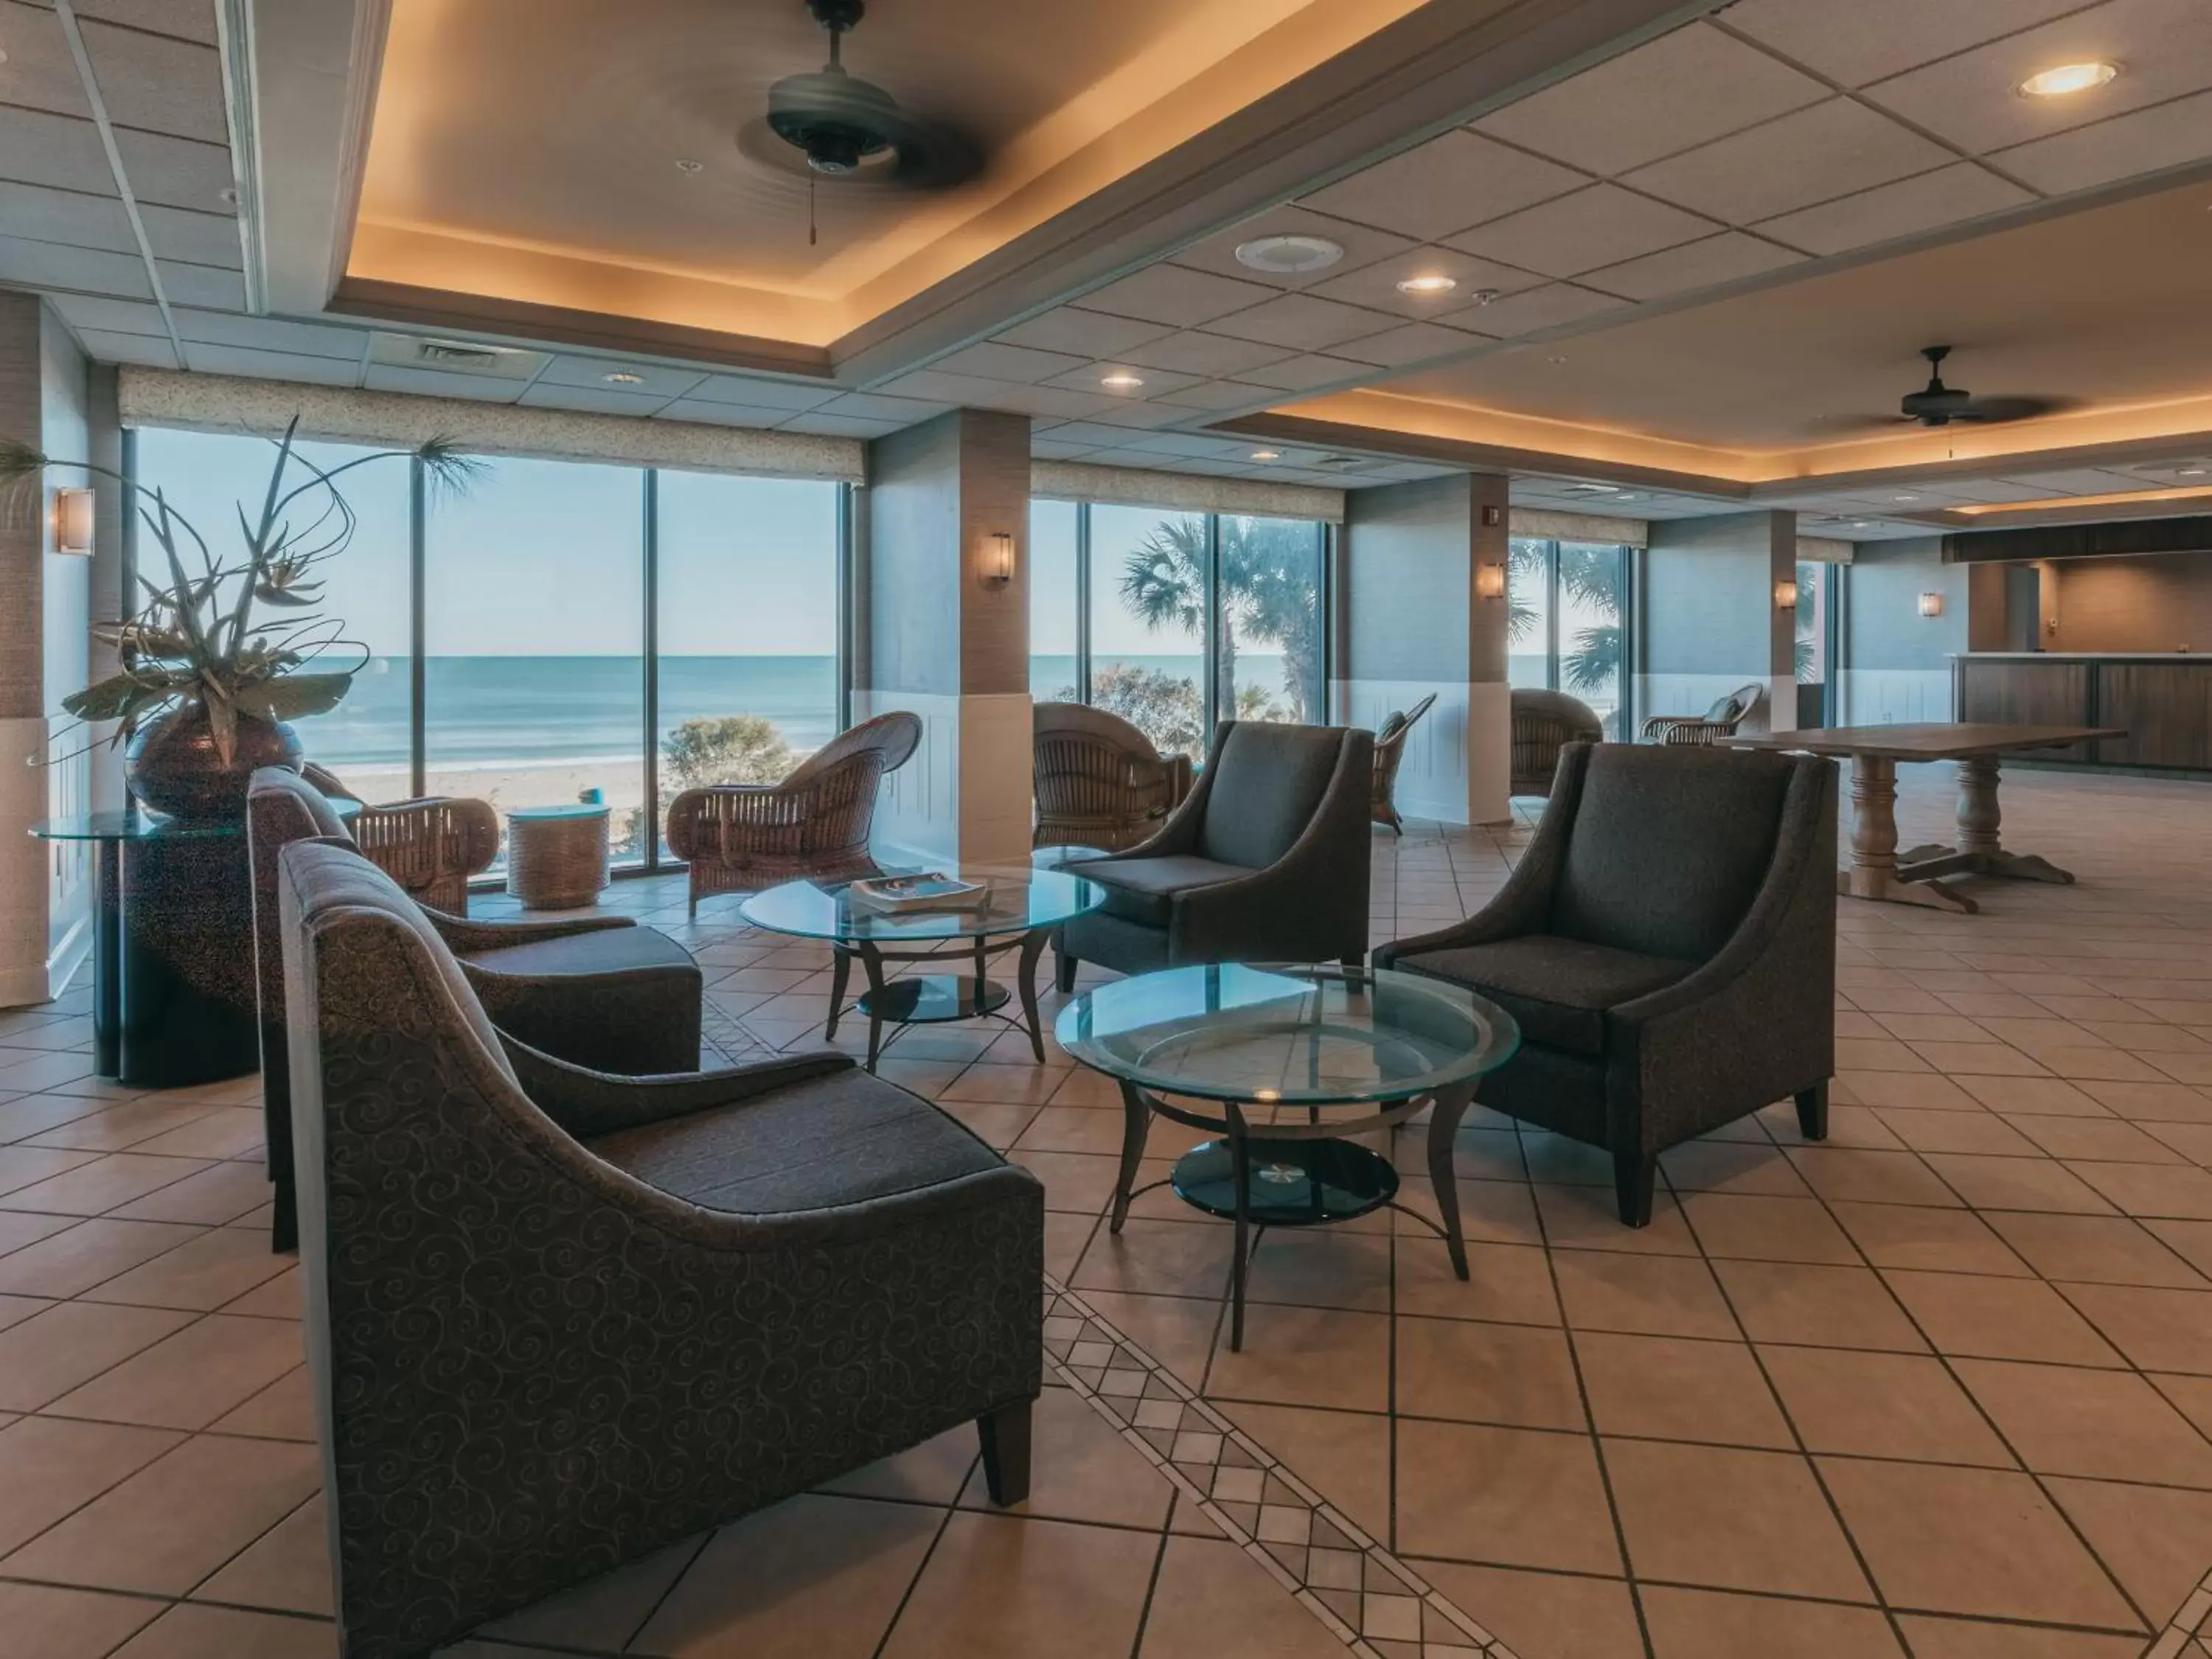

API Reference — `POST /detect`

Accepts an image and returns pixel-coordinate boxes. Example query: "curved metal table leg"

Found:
[1426,1084,1475,1281]
[824,946,851,1041]
[1110,1080,1150,1234]
[856,942,889,1072]
[1016,928,1049,1062]
[1227,1099,1253,1352]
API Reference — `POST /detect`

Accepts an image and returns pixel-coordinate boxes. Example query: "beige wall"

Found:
[2045,552,2212,653]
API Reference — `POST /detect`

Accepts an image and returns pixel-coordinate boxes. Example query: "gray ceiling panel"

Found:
[79,18,228,145]
[109,126,232,214]
[0,232,153,297]
[0,105,117,195]
[136,201,243,268]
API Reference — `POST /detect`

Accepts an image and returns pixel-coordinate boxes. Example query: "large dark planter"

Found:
[125,700,302,823]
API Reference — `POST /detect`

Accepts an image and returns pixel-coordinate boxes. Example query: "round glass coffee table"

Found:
[740,864,1106,1071]
[1057,963,1520,1348]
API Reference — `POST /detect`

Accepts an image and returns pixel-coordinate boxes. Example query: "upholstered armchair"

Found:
[1055,721,1373,987]
[1642,682,1764,746]
[1033,701,1194,852]
[299,762,498,915]
[665,711,922,917]
[248,767,702,1251]
[1369,692,1437,834]
[1510,689,1603,798]
[275,840,1041,1659]
[1374,743,1836,1227]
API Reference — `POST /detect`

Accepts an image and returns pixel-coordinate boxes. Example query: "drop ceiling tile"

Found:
[869,367,1016,404]
[1624,99,1955,223]
[1165,204,1417,288]
[46,293,165,335]
[1298,129,1588,241]
[978,383,1129,420]
[516,380,675,415]
[684,375,838,411]
[990,307,1173,358]
[1306,246,1547,319]
[781,412,901,439]
[655,398,791,428]
[926,340,1091,383]
[1754,162,2034,255]
[0,181,137,254]
[1200,292,1404,352]
[79,20,227,145]
[1722,0,2093,88]
[1035,422,1150,448]
[1864,0,2212,155]
[1117,330,1291,378]
[529,356,703,397]
[136,202,241,268]
[1079,399,1197,430]
[812,392,950,423]
[1577,230,1806,301]
[170,310,365,361]
[0,106,116,195]
[110,128,233,214]
[0,233,151,297]
[363,364,525,403]
[1475,21,1829,175]
[1028,439,1099,459]
[1150,380,1277,412]
[1458,282,1629,337]
[74,0,218,44]
[1037,362,1203,400]
[72,327,178,368]
[1447,184,1719,278]
[1117,432,1256,460]
[1996,467,2145,492]
[1921,477,2075,503]
[0,6,92,119]
[154,260,244,310]
[181,343,362,386]
[1234,353,1372,392]
[1993,86,2212,192]
[1077,262,1279,327]
[1331,319,1494,369]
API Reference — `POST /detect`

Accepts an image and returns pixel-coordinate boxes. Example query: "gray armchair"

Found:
[248,767,702,1251]
[1055,721,1373,988]
[277,839,1042,1659]
[1374,742,1836,1226]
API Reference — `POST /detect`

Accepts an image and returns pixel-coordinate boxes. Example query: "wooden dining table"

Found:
[1725,723,2123,914]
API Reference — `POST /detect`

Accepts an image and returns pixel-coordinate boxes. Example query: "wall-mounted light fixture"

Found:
[1918,591,1945,618]
[1475,563,1506,599]
[53,487,94,557]
[983,531,1014,587]
[1774,578,1798,610]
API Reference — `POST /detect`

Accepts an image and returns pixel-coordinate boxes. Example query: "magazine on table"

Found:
[846,872,990,913]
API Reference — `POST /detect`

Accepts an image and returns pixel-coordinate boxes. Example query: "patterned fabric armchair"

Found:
[1509,689,1603,799]
[276,840,1042,1659]
[1370,692,1437,833]
[665,711,922,917]
[1642,682,1764,746]
[300,762,498,915]
[248,768,702,1251]
[1376,744,1836,1228]
[1033,701,1193,852]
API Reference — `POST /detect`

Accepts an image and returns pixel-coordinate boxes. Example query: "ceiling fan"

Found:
[1890,345,2076,428]
[738,0,983,242]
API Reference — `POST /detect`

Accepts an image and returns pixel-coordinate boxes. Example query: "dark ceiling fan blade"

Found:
[736,108,982,192]
[1949,394,2084,424]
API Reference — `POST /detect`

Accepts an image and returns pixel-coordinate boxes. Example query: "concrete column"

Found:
[1641,509,1799,735]
[1337,473,1513,826]
[855,408,1034,866]
[0,293,97,1005]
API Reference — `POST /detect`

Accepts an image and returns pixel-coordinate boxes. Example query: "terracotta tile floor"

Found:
[4,765,2212,1658]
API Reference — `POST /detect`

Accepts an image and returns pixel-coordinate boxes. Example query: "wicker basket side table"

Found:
[506,804,611,910]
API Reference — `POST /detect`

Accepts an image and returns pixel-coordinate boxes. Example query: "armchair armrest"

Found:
[501,1034,855,1138]
[429,910,634,953]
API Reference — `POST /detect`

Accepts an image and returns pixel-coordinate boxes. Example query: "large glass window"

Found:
[1029,499,1079,703]
[1509,538,1631,737]
[425,457,645,864]
[656,472,841,855]
[1090,505,1210,759]
[1220,515,1326,724]
[1506,536,1551,692]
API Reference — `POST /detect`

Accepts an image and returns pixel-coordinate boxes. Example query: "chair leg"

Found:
[1795,1080,1831,1141]
[977,1399,1032,1506]
[1614,1152,1655,1228]
[1055,949,1077,995]
[270,1164,298,1255]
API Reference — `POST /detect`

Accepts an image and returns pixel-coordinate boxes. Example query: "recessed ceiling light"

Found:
[1854,521,1871,528]
[1100,372,1145,391]
[1547,354,1569,365]
[675,158,704,175]
[2019,61,2118,97]
[1249,448,1281,462]
[1234,234,1343,275]
[2177,465,2208,476]
[1471,288,1500,305]
[1893,493,1918,501]
[602,372,644,385]
[1395,274,1458,296]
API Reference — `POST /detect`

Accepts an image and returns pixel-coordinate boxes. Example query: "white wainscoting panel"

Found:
[1837,669,1953,727]
[1338,678,1512,825]
[854,689,1034,867]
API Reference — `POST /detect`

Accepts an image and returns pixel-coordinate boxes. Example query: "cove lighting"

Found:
[2019,61,2117,97]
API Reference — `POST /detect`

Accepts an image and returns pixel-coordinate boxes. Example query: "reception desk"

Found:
[1955,653,2212,771]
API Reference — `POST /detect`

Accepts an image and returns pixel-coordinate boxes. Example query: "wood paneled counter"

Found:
[1955,654,2212,771]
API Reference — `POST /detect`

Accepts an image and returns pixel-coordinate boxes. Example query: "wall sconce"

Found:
[53,487,94,557]
[1475,563,1506,599]
[982,530,1014,587]
[1918,591,1945,618]
[1773,578,1798,610]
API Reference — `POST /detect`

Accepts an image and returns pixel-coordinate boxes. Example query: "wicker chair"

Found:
[665,712,922,918]
[300,763,498,916]
[1510,689,1604,798]
[1032,702,1194,852]
[1370,693,1437,834]
[1642,682,1764,746]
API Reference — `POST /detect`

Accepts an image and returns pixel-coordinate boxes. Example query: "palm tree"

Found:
[1119,515,1323,722]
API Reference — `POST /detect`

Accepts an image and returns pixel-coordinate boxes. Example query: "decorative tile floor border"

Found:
[2147,1562,2212,1659]
[1041,1276,1515,1659]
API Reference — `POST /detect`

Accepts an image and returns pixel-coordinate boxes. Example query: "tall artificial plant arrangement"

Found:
[1,419,479,767]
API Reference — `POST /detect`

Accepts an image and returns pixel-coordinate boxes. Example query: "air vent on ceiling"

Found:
[367,332,549,381]
[1311,454,1375,473]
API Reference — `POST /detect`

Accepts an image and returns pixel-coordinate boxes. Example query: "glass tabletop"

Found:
[32,798,361,841]
[1055,963,1519,1107]
[740,863,1107,944]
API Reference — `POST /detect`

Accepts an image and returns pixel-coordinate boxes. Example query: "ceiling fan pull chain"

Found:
[810,171,818,246]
